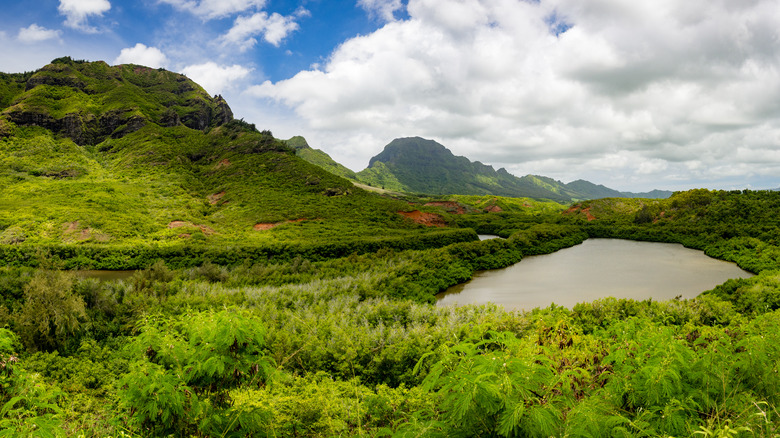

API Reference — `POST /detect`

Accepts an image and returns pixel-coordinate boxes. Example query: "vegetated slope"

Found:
[355,137,672,201]
[285,135,357,180]
[0,58,465,252]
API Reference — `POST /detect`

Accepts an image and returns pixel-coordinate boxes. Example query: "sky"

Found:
[1,0,780,192]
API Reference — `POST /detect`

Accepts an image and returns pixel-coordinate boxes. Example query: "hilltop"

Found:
[292,136,671,201]
[0,58,472,266]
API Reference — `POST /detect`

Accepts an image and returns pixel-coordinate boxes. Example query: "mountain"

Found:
[0,58,447,251]
[566,180,672,200]
[355,137,575,202]
[354,137,672,201]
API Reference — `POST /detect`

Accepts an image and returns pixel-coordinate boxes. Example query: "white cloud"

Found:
[221,11,300,50]
[358,0,404,22]
[114,44,169,68]
[181,62,252,95]
[158,0,266,20]
[248,0,780,191]
[17,24,62,43]
[58,0,111,32]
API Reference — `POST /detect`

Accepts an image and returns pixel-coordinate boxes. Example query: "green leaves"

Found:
[421,331,563,437]
[119,308,270,435]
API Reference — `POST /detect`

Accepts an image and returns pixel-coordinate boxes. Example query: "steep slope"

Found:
[355,137,672,202]
[0,59,462,251]
[285,136,358,180]
[356,137,566,201]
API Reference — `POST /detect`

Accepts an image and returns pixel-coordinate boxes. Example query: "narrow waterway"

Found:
[76,270,137,281]
[436,239,753,311]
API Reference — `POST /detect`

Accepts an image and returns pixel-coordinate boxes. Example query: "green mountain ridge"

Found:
[291,135,672,201]
[0,58,466,257]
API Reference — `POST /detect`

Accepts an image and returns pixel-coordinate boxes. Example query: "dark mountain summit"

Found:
[1,57,233,146]
[355,137,671,201]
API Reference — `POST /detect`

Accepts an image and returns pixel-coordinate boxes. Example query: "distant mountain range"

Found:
[288,136,672,202]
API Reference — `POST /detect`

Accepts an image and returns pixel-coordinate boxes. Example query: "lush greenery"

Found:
[286,136,358,181]
[2,190,780,435]
[3,58,780,436]
[0,59,482,264]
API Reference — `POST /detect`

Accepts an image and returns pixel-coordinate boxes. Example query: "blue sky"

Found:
[2,0,780,192]
[0,0,388,82]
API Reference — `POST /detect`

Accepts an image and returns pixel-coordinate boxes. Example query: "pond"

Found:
[436,239,754,311]
[76,270,137,282]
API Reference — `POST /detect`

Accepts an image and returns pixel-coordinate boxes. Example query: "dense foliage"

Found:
[1,188,780,436]
[3,58,780,436]
[0,59,484,264]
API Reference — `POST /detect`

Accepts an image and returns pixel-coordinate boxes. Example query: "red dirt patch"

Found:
[424,201,467,214]
[582,207,596,221]
[563,205,596,221]
[168,221,188,228]
[398,210,447,227]
[485,205,503,213]
[215,159,231,170]
[253,218,309,231]
[207,191,226,205]
[64,221,80,233]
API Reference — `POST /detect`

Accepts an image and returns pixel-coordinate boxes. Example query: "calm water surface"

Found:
[437,239,753,311]
[76,270,137,281]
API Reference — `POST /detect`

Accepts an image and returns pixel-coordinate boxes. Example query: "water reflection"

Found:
[76,270,137,282]
[437,239,753,311]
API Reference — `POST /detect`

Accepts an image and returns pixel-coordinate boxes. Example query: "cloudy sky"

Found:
[2,0,779,191]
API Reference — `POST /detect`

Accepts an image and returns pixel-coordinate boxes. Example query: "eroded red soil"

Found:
[398,210,447,227]
[253,218,309,231]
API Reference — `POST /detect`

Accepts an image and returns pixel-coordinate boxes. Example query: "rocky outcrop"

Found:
[4,108,147,145]
[2,59,235,144]
[179,96,234,130]
[213,95,233,125]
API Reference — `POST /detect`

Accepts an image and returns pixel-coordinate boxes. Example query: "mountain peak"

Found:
[355,137,672,201]
[1,58,233,145]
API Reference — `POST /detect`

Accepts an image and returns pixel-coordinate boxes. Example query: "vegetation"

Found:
[2,59,780,436]
[286,136,358,181]
[0,59,479,267]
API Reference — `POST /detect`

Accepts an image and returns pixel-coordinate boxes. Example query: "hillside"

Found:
[352,137,671,201]
[285,135,358,180]
[0,58,472,262]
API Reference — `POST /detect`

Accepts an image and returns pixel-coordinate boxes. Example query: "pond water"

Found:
[436,239,754,311]
[76,270,137,282]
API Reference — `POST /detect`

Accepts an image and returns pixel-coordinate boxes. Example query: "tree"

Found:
[15,270,87,351]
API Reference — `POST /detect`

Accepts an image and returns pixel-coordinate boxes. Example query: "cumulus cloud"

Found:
[249,0,780,190]
[114,44,169,68]
[158,0,266,20]
[181,62,251,95]
[58,0,111,32]
[358,0,404,22]
[221,10,303,50]
[17,24,62,43]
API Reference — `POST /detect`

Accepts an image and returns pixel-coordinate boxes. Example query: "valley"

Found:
[1,59,779,437]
